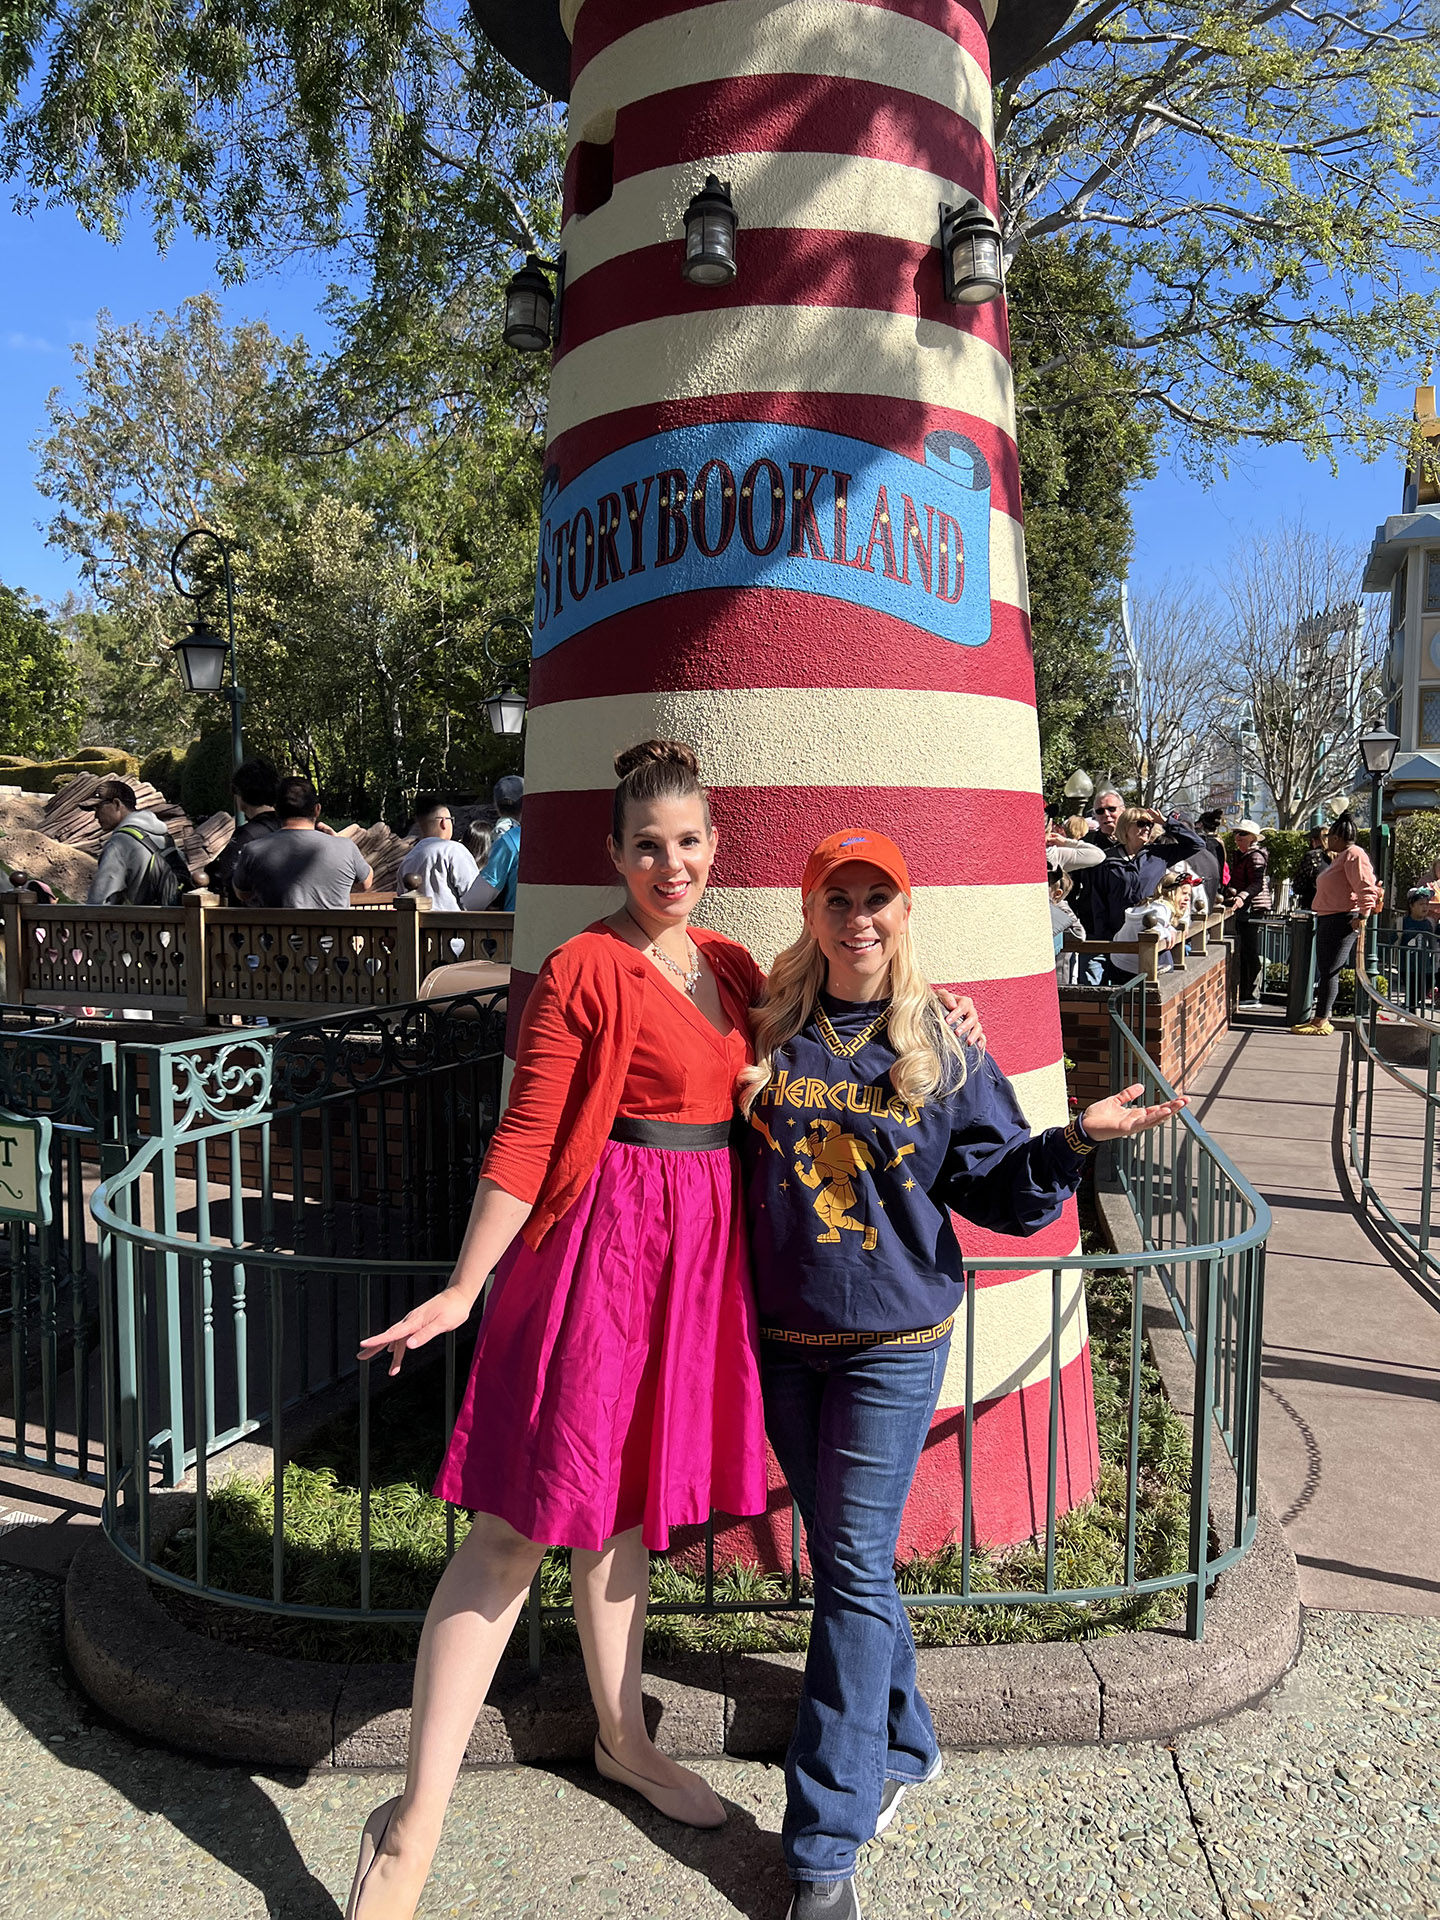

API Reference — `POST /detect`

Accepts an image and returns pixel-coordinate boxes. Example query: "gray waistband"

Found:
[609,1115,733,1152]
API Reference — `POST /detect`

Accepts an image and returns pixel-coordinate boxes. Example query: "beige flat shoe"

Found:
[594,1734,726,1828]
[345,1796,400,1920]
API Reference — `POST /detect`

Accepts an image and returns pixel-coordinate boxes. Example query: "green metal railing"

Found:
[1349,943,1440,1289]
[90,978,1270,1647]
[0,1009,130,1480]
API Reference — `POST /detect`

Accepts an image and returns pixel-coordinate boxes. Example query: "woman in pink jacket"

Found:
[1292,813,1382,1035]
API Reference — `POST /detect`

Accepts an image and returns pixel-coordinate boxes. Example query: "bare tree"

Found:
[1114,580,1227,809]
[1217,525,1384,828]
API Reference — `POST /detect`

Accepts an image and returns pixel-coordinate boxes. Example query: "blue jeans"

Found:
[761,1336,951,1883]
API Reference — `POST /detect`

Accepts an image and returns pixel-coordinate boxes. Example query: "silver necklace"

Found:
[624,908,703,996]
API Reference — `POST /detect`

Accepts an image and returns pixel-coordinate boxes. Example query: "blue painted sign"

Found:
[532,424,992,658]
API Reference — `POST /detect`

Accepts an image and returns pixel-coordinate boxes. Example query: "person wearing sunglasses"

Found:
[1082,807,1205,981]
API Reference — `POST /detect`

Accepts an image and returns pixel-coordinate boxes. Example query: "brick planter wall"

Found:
[1059,945,1232,1107]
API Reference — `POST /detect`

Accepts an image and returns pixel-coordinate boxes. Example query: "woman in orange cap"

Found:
[738,828,1185,1920]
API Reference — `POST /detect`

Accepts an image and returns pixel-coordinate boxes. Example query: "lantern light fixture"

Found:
[1063,770,1094,802]
[485,686,528,737]
[502,255,563,352]
[171,618,229,694]
[1358,717,1400,777]
[939,197,1005,306]
[682,175,738,286]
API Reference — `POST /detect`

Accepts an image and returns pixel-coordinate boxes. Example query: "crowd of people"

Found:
[1045,790,1398,1038]
[76,760,523,914]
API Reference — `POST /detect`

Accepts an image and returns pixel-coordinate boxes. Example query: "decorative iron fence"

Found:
[0,1009,129,1480]
[90,977,1269,1651]
[1349,945,1440,1289]
[1371,929,1440,1025]
[1,894,513,1020]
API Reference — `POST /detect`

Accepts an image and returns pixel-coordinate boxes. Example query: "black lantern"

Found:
[682,175,738,286]
[485,686,528,737]
[1358,719,1400,777]
[171,617,229,693]
[502,256,558,351]
[939,197,1005,305]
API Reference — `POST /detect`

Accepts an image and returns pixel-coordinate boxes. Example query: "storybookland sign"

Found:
[533,424,994,657]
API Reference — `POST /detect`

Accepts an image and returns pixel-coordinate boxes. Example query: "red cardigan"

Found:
[482,922,763,1249]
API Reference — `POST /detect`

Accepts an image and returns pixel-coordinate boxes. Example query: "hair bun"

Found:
[614,739,701,783]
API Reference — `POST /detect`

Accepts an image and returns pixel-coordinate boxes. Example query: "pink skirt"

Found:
[433,1137,767,1551]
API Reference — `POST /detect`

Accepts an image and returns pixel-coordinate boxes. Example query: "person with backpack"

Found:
[83,779,194,905]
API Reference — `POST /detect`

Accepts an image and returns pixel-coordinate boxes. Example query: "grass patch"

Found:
[156,1269,1193,1664]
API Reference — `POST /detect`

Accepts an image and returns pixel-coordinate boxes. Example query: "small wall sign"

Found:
[0,1111,52,1225]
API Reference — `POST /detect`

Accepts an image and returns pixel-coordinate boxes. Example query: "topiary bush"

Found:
[18,747,139,792]
[180,728,235,821]
[139,744,194,803]
[1394,810,1440,898]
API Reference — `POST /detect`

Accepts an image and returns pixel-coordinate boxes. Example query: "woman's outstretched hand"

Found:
[357,1284,476,1377]
[1080,1083,1187,1141]
[936,988,986,1051]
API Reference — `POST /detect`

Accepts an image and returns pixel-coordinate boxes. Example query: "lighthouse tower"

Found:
[479,0,1095,1550]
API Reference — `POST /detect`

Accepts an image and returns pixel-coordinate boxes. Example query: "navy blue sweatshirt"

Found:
[740,995,1086,1342]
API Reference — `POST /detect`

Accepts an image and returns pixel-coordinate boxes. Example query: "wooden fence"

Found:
[0,893,513,1021]
[1062,904,1231,984]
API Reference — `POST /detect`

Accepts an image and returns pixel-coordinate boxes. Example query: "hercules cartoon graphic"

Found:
[794,1121,878,1252]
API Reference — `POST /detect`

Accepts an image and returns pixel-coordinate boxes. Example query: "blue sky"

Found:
[0,201,1411,610]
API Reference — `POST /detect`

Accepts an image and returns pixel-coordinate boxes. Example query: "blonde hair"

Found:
[1065,815,1089,840]
[739,899,967,1115]
[1116,806,1158,840]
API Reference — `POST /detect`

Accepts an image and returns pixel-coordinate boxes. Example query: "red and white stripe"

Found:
[517,0,1096,1550]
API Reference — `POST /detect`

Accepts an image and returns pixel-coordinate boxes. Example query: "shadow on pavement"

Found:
[542,1761,791,1920]
[0,1563,342,1918]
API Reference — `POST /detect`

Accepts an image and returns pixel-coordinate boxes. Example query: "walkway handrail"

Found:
[1348,945,1440,1289]
[87,981,1270,1649]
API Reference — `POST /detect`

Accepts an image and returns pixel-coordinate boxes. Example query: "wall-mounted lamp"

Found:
[939,197,1005,306]
[502,254,565,351]
[682,176,738,285]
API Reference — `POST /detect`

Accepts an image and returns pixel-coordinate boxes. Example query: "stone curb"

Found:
[65,1192,1301,1769]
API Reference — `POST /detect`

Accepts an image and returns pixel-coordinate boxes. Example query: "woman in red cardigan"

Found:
[342,739,980,1920]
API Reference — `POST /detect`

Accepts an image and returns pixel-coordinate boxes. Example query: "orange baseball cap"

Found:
[801,829,912,900]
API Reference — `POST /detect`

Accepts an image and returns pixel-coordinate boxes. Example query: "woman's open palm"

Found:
[1081,1083,1187,1141]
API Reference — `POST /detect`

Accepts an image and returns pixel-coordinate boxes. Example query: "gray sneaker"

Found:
[786,1880,861,1920]
[874,1751,943,1837]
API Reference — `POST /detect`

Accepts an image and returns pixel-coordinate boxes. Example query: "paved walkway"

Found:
[1,1561,1437,1920]
[1188,1011,1440,1614]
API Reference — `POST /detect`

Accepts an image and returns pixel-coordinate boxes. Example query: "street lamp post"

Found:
[169,528,245,819]
[1358,719,1401,949]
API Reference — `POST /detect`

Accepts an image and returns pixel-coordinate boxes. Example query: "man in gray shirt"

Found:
[231,777,373,908]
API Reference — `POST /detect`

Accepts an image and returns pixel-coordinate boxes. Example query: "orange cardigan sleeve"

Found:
[479,954,593,1206]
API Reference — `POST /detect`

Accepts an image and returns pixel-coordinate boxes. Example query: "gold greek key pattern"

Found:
[759,1314,955,1351]
[1063,1120,1096,1157]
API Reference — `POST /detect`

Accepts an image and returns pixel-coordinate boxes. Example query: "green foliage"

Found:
[180,729,236,821]
[1008,236,1156,790]
[37,299,541,822]
[1394,811,1440,898]
[12,746,136,790]
[155,1269,1190,1663]
[1000,6,1440,466]
[0,583,83,760]
[139,744,193,802]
